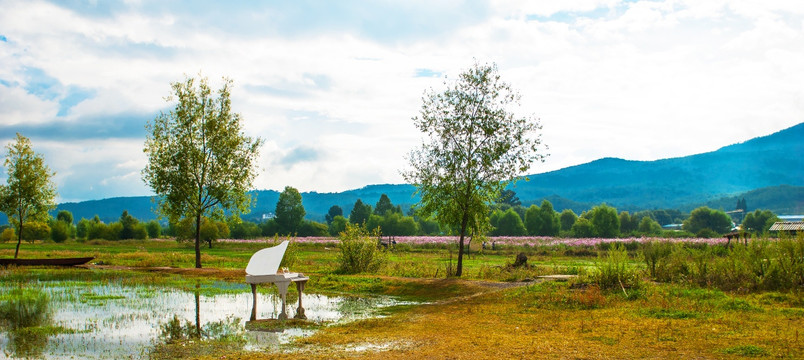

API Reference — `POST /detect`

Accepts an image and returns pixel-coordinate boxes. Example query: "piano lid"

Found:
[246,240,289,276]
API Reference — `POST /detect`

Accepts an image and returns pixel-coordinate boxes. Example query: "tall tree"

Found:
[0,134,57,259]
[403,62,546,276]
[682,207,733,235]
[349,199,372,225]
[374,194,396,215]
[325,205,343,224]
[142,75,262,268]
[275,186,306,235]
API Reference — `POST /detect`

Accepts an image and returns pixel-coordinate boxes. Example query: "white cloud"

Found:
[0,0,802,201]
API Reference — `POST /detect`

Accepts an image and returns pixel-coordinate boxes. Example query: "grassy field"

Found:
[1,237,803,359]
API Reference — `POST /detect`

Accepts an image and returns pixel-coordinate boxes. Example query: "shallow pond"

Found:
[0,276,412,359]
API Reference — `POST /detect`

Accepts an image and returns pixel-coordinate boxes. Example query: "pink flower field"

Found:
[219,236,729,247]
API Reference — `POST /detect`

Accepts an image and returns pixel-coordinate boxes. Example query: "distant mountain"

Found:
[1,123,801,225]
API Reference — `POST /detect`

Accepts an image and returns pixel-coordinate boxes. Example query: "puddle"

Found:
[0,279,413,359]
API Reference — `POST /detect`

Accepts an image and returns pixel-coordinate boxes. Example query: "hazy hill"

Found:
[1,123,800,224]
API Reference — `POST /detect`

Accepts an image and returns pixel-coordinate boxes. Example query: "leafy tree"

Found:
[298,220,329,237]
[275,186,306,235]
[571,217,595,237]
[495,208,527,236]
[619,211,639,235]
[259,219,280,237]
[496,189,521,207]
[22,221,50,242]
[530,200,559,236]
[146,220,162,239]
[229,220,261,239]
[682,207,733,234]
[175,216,228,248]
[76,218,91,239]
[49,219,70,243]
[591,204,620,238]
[374,194,397,215]
[142,75,262,268]
[0,134,57,258]
[560,209,578,231]
[0,228,14,243]
[741,209,778,234]
[118,210,139,240]
[403,62,546,276]
[329,215,348,236]
[637,216,662,235]
[56,210,73,224]
[348,199,372,225]
[325,205,343,224]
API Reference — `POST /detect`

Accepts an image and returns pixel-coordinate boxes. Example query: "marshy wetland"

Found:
[2,237,804,359]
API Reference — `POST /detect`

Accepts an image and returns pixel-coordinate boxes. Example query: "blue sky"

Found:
[1,0,803,202]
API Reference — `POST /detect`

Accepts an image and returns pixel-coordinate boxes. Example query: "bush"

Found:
[589,243,641,292]
[50,221,70,243]
[1,227,15,243]
[337,223,387,274]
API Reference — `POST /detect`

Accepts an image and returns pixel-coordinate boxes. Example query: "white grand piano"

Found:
[245,240,309,321]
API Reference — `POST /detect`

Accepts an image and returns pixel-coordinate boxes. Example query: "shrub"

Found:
[589,243,641,292]
[337,223,387,274]
[1,227,15,243]
[641,240,672,279]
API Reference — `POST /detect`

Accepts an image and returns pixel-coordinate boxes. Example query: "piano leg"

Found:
[276,281,290,320]
[295,280,307,320]
[250,284,258,321]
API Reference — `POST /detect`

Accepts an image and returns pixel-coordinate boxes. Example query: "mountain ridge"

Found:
[2,122,802,224]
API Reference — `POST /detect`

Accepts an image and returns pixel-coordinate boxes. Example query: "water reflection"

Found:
[0,288,54,359]
[0,280,414,359]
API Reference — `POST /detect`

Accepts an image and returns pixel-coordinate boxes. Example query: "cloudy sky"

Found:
[1,0,802,203]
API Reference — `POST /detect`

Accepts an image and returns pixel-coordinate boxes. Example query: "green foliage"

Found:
[56,210,73,224]
[0,288,52,329]
[142,75,262,268]
[618,211,639,235]
[374,194,398,215]
[49,220,70,243]
[571,217,595,237]
[21,221,50,242]
[0,133,57,258]
[559,209,577,232]
[741,209,778,234]
[1,227,14,243]
[76,218,90,239]
[297,220,329,237]
[589,243,641,291]
[328,215,348,236]
[591,204,620,238]
[494,208,527,236]
[118,210,140,240]
[228,220,260,239]
[274,186,306,235]
[325,205,343,224]
[640,240,673,278]
[349,199,372,225]
[524,200,560,236]
[175,217,228,247]
[146,220,162,239]
[637,216,662,235]
[683,207,732,234]
[337,223,387,274]
[403,62,546,276]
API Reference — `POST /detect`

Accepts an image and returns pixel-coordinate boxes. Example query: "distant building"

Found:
[261,213,275,220]
[769,221,804,236]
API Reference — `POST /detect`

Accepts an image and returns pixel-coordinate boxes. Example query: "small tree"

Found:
[591,204,620,238]
[325,205,343,224]
[403,62,546,276]
[142,75,262,268]
[275,186,305,235]
[683,207,732,235]
[0,134,57,258]
[560,209,578,232]
[348,199,372,225]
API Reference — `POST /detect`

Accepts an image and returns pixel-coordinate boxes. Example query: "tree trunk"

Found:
[195,213,202,268]
[456,212,469,277]
[14,222,23,259]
